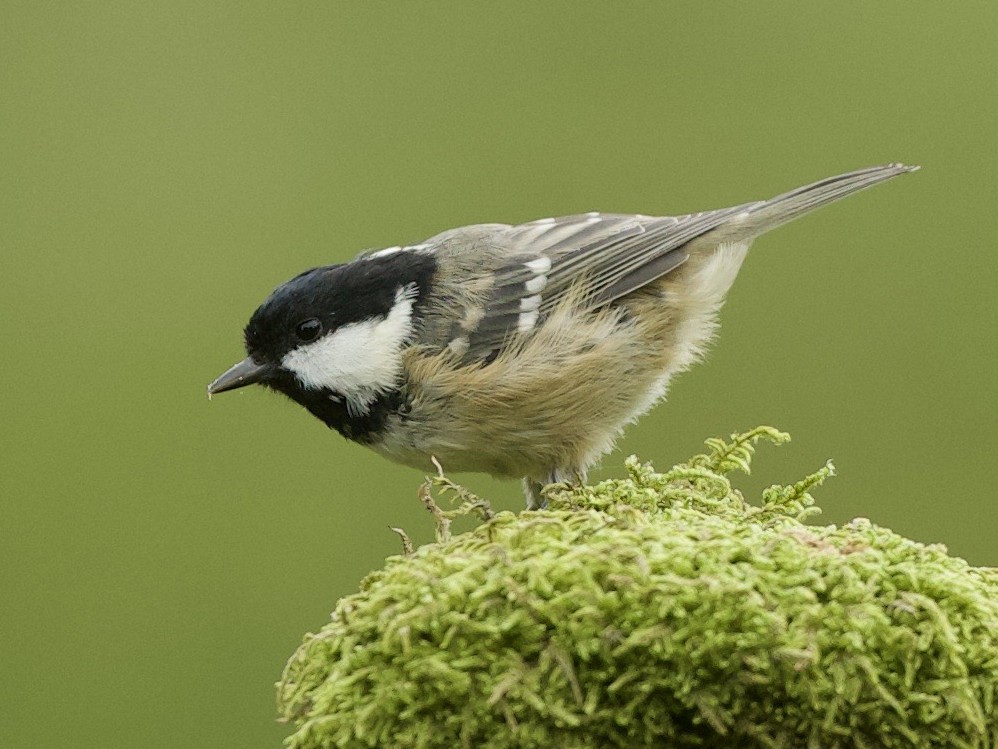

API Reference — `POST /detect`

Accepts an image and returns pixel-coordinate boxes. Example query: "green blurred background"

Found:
[2,2,996,746]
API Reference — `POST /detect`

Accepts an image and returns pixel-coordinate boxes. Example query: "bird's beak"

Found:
[207,357,269,397]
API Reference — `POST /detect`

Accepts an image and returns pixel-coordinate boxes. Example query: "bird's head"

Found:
[208,251,436,437]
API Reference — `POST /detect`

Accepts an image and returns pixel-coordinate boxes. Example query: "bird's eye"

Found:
[295,318,322,342]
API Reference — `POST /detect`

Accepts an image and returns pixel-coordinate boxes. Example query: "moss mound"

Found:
[277,428,998,748]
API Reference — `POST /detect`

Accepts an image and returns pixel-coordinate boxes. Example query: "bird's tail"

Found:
[712,163,919,242]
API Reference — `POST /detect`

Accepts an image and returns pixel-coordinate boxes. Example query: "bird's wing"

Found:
[449,163,917,363]
[454,207,750,361]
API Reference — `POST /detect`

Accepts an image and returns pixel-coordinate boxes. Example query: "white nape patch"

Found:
[519,294,542,312]
[585,211,600,218]
[367,244,434,260]
[517,309,539,333]
[281,284,417,416]
[525,274,547,294]
[525,256,551,274]
[532,217,556,225]
[368,246,402,259]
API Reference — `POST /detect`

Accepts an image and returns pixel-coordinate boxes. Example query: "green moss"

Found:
[277,428,998,748]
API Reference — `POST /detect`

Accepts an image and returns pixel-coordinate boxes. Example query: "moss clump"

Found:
[277,427,998,748]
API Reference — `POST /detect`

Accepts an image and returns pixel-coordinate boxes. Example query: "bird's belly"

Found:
[366,431,530,478]
[367,375,669,481]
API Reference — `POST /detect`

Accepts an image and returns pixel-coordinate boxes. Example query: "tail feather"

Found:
[715,163,918,241]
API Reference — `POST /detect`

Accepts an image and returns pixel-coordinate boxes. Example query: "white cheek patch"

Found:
[281,285,417,416]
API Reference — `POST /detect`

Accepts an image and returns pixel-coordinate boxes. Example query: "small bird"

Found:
[209,164,916,508]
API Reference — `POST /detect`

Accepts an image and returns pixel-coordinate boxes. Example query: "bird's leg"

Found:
[522,478,545,510]
[522,468,588,509]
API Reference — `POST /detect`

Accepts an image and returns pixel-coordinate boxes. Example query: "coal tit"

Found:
[209,164,916,508]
